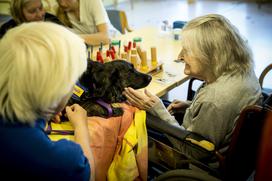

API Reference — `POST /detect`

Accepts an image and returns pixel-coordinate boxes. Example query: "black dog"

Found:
[68,59,152,117]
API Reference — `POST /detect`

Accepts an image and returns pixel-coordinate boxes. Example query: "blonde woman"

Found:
[123,14,262,160]
[0,0,63,38]
[0,22,94,181]
[57,0,119,45]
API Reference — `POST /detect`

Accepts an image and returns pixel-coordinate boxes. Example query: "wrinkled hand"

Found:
[123,87,160,110]
[66,104,88,129]
[166,99,189,115]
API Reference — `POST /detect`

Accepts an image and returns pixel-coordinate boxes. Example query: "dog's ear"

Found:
[101,68,126,102]
[78,60,102,88]
[92,69,114,98]
[111,62,132,89]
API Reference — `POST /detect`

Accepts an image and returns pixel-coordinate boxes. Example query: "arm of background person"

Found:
[80,23,110,46]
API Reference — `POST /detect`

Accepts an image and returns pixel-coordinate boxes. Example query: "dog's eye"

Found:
[127,64,134,70]
[129,68,135,73]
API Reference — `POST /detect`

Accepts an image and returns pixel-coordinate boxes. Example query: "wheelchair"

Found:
[146,77,272,181]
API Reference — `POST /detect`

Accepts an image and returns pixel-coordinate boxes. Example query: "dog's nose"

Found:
[146,75,152,83]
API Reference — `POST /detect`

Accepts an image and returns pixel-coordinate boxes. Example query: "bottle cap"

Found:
[133,37,142,43]
[111,40,120,45]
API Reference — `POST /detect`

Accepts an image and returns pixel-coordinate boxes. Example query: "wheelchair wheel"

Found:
[155,169,221,181]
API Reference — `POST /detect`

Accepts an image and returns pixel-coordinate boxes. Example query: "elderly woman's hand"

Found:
[123,87,160,111]
[166,99,190,115]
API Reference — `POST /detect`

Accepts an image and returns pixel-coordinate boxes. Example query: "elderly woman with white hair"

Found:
[123,14,262,160]
[0,22,94,181]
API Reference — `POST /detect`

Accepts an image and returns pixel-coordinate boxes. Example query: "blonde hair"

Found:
[181,14,253,78]
[57,7,72,27]
[56,0,79,28]
[0,22,87,124]
[10,0,35,24]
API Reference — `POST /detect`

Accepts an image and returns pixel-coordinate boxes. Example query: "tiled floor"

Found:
[107,0,272,101]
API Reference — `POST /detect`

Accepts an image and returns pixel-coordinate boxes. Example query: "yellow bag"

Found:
[46,121,74,141]
[107,109,148,181]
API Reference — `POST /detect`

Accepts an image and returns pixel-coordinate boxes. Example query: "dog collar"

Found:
[72,83,113,117]
[96,99,113,117]
[72,82,89,101]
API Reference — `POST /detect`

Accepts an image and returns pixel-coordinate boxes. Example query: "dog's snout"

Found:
[146,75,152,83]
[140,74,152,87]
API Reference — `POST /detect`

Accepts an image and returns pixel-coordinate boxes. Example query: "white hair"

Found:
[0,22,87,124]
[181,14,253,79]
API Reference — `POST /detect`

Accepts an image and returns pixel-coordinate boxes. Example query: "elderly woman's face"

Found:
[22,0,45,22]
[178,48,206,80]
[57,0,78,12]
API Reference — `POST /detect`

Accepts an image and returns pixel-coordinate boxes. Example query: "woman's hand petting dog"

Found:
[123,87,160,111]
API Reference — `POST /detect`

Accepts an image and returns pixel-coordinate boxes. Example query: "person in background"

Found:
[0,0,63,38]
[123,14,262,160]
[57,0,119,46]
[0,22,94,181]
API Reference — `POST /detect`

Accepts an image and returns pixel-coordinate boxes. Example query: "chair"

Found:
[106,9,132,34]
[255,105,272,180]
[259,63,272,100]
[147,94,272,180]
[186,77,203,101]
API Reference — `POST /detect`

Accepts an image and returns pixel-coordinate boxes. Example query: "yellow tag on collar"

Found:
[73,85,84,97]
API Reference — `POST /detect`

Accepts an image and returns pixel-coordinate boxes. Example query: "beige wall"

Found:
[0,1,10,15]
[103,0,128,6]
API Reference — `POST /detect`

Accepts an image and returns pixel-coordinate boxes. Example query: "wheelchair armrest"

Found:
[146,113,215,152]
[146,112,190,140]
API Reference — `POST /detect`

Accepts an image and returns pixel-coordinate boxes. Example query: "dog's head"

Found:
[79,60,109,97]
[79,59,152,103]
[104,60,152,89]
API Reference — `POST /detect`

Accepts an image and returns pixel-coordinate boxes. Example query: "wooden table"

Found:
[114,26,189,97]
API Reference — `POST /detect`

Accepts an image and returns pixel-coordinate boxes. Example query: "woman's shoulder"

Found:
[44,12,64,26]
[207,72,259,91]
[198,72,261,106]
[0,118,90,180]
[0,18,17,38]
